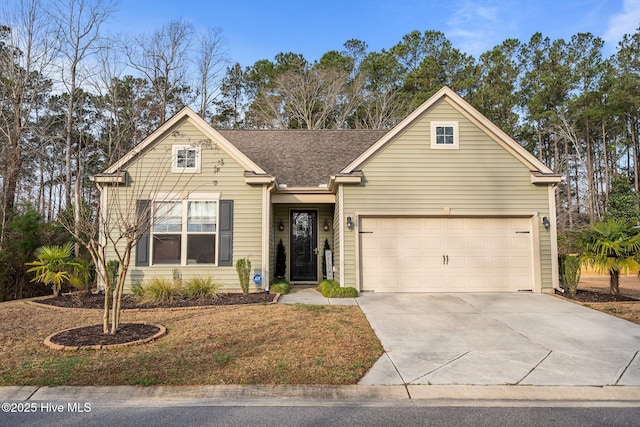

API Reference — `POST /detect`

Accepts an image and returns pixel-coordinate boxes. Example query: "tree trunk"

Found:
[563,135,572,229]
[609,269,620,296]
[630,115,639,192]
[602,119,610,210]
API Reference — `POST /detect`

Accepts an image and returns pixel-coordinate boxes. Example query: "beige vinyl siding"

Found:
[332,191,342,284]
[342,99,554,290]
[104,118,263,290]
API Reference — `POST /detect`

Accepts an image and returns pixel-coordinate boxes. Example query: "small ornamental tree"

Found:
[26,242,86,297]
[578,220,640,296]
[58,138,212,334]
[275,239,286,278]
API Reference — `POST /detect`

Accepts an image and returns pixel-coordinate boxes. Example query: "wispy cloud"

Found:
[603,0,640,45]
[445,1,509,56]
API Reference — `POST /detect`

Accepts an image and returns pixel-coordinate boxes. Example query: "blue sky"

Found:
[107,0,640,66]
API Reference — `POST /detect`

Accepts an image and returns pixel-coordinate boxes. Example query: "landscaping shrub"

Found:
[270,279,291,295]
[130,281,145,298]
[332,286,359,298]
[235,258,251,294]
[183,276,221,300]
[560,254,581,296]
[317,279,358,298]
[137,277,182,304]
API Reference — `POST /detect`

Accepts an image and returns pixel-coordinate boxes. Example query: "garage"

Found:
[359,217,535,292]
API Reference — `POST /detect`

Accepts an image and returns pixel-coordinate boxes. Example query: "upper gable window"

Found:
[431,121,459,149]
[172,145,201,173]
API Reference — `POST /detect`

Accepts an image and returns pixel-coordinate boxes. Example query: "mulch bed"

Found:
[38,292,276,350]
[48,323,162,347]
[36,291,276,310]
[555,289,639,303]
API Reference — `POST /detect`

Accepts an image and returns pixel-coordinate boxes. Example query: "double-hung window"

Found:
[172,145,201,173]
[430,121,459,149]
[151,197,218,265]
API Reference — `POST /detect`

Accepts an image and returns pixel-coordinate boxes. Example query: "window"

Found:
[151,199,218,265]
[430,121,459,149]
[172,145,201,173]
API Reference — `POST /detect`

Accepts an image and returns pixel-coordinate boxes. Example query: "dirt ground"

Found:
[570,274,640,325]
[578,274,640,299]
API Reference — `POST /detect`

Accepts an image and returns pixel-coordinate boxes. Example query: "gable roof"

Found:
[103,107,267,175]
[219,129,387,188]
[342,86,562,183]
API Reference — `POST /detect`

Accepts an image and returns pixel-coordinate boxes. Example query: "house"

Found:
[94,86,562,293]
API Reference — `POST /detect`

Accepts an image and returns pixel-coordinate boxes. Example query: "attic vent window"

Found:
[431,121,459,149]
[172,145,201,173]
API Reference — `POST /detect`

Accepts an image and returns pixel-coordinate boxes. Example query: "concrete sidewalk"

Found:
[1,384,640,407]
[277,286,357,305]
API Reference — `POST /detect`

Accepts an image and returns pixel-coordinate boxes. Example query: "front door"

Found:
[290,210,318,282]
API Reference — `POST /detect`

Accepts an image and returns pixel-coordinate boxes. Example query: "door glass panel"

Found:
[290,211,317,281]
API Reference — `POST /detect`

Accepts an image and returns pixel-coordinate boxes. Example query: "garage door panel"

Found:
[467,256,486,269]
[361,217,534,293]
[423,237,443,249]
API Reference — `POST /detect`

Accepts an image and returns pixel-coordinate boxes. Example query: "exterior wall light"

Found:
[542,216,551,231]
[346,216,354,229]
[323,219,330,231]
[278,220,285,231]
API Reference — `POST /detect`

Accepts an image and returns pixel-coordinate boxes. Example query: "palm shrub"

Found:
[236,258,251,294]
[25,242,87,297]
[578,220,640,296]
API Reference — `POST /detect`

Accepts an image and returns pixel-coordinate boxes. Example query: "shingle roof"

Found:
[218,130,388,187]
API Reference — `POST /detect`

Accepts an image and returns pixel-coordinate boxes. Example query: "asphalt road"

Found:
[2,405,640,427]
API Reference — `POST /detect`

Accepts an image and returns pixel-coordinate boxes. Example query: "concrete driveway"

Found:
[356,293,640,386]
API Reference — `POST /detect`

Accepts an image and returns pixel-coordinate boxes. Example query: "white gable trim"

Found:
[104,107,266,175]
[341,86,556,176]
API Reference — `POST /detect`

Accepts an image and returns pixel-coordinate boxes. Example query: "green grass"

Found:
[0,300,383,386]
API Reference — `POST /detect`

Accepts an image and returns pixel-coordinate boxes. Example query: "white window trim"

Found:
[430,121,459,149]
[172,144,202,173]
[149,194,220,266]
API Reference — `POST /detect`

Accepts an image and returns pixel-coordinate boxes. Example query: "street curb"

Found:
[2,385,640,406]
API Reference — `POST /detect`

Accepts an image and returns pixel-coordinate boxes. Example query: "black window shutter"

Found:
[135,199,151,266]
[218,200,234,266]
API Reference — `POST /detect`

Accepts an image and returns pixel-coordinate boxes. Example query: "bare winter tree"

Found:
[124,19,194,124]
[194,27,228,121]
[0,0,56,249]
[50,0,115,211]
[358,86,405,129]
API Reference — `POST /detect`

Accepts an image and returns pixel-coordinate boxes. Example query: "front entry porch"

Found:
[272,204,335,285]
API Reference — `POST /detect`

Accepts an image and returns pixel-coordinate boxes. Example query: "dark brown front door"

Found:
[290,210,318,282]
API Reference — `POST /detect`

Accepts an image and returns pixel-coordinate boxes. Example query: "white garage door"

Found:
[360,217,534,292]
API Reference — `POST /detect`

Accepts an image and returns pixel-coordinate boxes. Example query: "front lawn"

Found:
[0,300,382,386]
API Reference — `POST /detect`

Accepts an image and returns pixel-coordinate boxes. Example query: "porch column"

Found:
[261,183,274,290]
